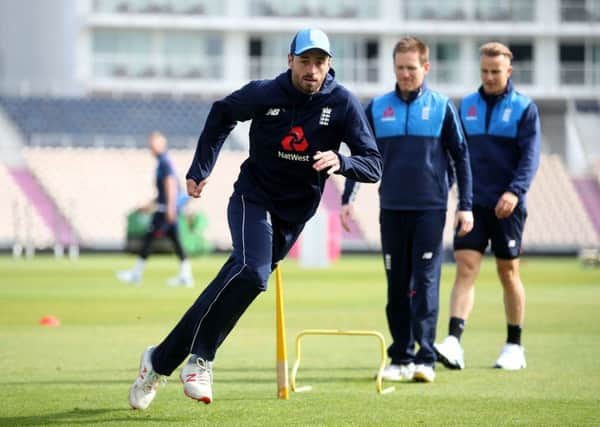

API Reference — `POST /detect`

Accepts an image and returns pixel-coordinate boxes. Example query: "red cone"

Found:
[39,315,60,327]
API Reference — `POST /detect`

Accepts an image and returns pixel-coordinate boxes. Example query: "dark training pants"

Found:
[380,209,446,367]
[152,192,304,376]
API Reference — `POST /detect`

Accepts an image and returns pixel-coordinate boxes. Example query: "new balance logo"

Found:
[385,253,391,270]
[265,108,280,116]
[319,107,331,125]
[185,373,196,383]
[422,252,433,260]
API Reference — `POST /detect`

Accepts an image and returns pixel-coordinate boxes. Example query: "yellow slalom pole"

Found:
[275,265,289,400]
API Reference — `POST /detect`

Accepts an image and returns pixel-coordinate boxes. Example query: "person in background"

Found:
[434,42,541,371]
[117,131,193,288]
[340,36,473,383]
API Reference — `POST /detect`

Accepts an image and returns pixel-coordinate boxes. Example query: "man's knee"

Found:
[455,250,481,279]
[496,259,520,287]
[238,264,270,291]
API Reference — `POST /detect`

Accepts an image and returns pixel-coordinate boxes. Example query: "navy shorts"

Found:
[453,204,527,260]
[150,211,177,237]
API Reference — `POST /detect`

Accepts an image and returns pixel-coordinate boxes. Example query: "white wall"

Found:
[0,0,80,95]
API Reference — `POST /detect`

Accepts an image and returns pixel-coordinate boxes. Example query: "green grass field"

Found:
[1,254,599,426]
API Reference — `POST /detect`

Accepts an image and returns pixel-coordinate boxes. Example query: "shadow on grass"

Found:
[0,407,172,425]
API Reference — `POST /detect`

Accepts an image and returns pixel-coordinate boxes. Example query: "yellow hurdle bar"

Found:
[290,329,396,395]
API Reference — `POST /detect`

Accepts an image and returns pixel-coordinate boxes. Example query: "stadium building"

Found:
[0,0,599,255]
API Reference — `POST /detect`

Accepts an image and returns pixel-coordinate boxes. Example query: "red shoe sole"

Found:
[183,389,212,404]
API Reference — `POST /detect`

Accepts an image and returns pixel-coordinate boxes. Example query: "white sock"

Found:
[180,259,191,278]
[133,258,145,274]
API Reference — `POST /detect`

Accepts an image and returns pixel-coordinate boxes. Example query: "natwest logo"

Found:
[281,126,309,152]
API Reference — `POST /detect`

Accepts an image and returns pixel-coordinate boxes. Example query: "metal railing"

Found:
[92,0,224,15]
[93,53,224,79]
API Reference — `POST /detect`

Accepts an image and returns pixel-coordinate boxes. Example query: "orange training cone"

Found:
[38,315,60,327]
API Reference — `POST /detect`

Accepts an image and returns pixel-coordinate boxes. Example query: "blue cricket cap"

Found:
[290,28,332,57]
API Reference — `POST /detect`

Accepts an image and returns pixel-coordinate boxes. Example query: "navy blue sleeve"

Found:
[341,178,359,205]
[186,81,261,183]
[340,101,375,204]
[442,101,472,210]
[335,94,382,184]
[508,102,541,198]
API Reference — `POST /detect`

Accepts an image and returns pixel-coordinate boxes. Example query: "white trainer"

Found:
[434,336,465,370]
[166,275,194,288]
[117,269,142,285]
[494,343,526,370]
[413,364,436,383]
[180,358,213,404]
[379,363,415,381]
[129,346,166,410]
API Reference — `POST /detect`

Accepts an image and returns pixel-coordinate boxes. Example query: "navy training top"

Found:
[342,84,472,212]
[460,80,540,209]
[186,69,382,224]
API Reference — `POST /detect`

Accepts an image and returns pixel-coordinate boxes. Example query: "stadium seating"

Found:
[11,146,600,253]
[594,160,600,186]
[524,154,598,250]
[22,147,155,248]
[0,164,54,249]
[331,154,599,252]
[21,147,243,250]
[0,96,213,148]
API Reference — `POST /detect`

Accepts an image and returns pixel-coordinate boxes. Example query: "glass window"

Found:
[560,0,590,21]
[92,29,223,79]
[330,36,379,83]
[428,42,461,85]
[475,0,534,21]
[248,0,378,18]
[162,32,223,78]
[593,44,600,84]
[248,34,290,79]
[509,43,534,84]
[92,29,153,77]
[592,0,600,21]
[560,43,585,84]
[404,0,466,20]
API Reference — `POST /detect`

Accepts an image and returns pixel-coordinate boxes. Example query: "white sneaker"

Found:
[434,336,465,370]
[413,364,436,383]
[166,275,194,288]
[117,269,142,285]
[180,358,213,404]
[494,343,526,370]
[129,346,166,410]
[379,363,415,381]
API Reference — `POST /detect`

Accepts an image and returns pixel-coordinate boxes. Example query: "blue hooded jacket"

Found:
[187,69,382,224]
[460,80,540,208]
[343,84,472,212]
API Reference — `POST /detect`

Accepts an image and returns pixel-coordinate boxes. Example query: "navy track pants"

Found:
[380,209,446,366]
[152,192,304,375]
